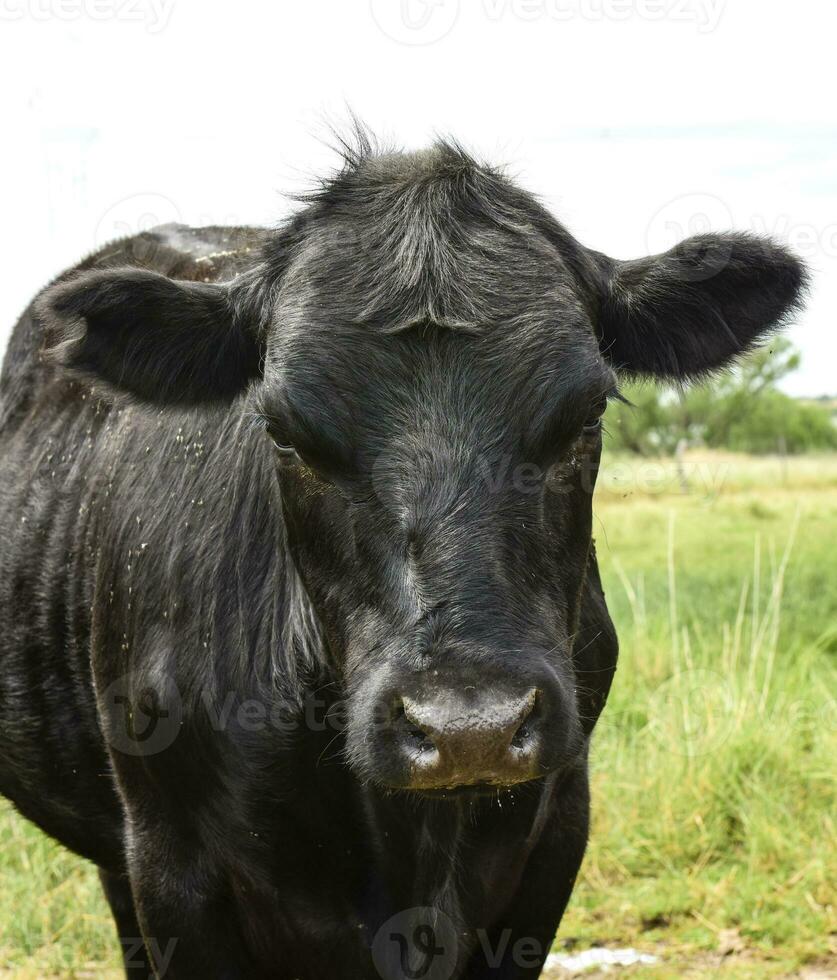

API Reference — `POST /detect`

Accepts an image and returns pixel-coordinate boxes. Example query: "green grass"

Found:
[561,452,837,977]
[1,452,836,977]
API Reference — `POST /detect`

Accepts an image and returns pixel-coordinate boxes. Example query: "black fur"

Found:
[37,268,260,404]
[0,137,805,979]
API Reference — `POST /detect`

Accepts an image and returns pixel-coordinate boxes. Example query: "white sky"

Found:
[1,0,834,395]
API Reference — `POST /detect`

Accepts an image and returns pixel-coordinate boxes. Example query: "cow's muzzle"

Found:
[392,686,540,791]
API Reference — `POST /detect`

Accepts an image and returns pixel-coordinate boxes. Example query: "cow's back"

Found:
[0,225,271,868]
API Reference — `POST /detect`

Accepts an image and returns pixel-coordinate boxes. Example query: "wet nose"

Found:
[396,688,539,790]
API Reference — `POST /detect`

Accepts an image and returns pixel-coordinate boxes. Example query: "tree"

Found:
[604,340,837,456]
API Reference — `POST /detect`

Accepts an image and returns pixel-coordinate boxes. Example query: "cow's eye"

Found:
[263,425,298,459]
[582,398,608,434]
[271,438,298,459]
[258,414,298,458]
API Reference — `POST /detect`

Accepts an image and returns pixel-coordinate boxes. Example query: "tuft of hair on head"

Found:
[300,116,503,211]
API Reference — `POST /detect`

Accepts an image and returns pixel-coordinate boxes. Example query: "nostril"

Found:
[510,690,539,751]
[394,700,436,754]
[408,727,434,753]
[511,721,532,750]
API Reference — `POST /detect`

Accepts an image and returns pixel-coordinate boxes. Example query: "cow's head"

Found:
[39,141,806,795]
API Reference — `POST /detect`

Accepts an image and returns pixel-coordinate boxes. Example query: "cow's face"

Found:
[255,210,618,792]
[40,144,806,794]
[263,345,608,790]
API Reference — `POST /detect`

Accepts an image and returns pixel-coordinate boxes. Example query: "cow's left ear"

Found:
[37,268,261,404]
[590,233,808,381]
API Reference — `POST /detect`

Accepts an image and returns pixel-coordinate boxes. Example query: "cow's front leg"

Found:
[464,765,591,979]
[99,868,155,976]
[126,819,257,980]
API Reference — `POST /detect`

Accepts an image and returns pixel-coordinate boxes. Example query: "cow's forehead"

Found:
[275,208,582,336]
[262,306,609,461]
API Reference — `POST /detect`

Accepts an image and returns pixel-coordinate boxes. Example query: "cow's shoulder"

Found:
[75,223,271,284]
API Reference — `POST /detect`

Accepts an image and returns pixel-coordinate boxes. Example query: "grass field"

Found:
[1,451,835,978]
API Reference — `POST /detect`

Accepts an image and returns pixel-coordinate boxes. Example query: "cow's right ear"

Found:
[37,268,261,405]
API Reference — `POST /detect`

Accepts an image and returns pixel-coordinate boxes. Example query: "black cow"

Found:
[0,138,805,979]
